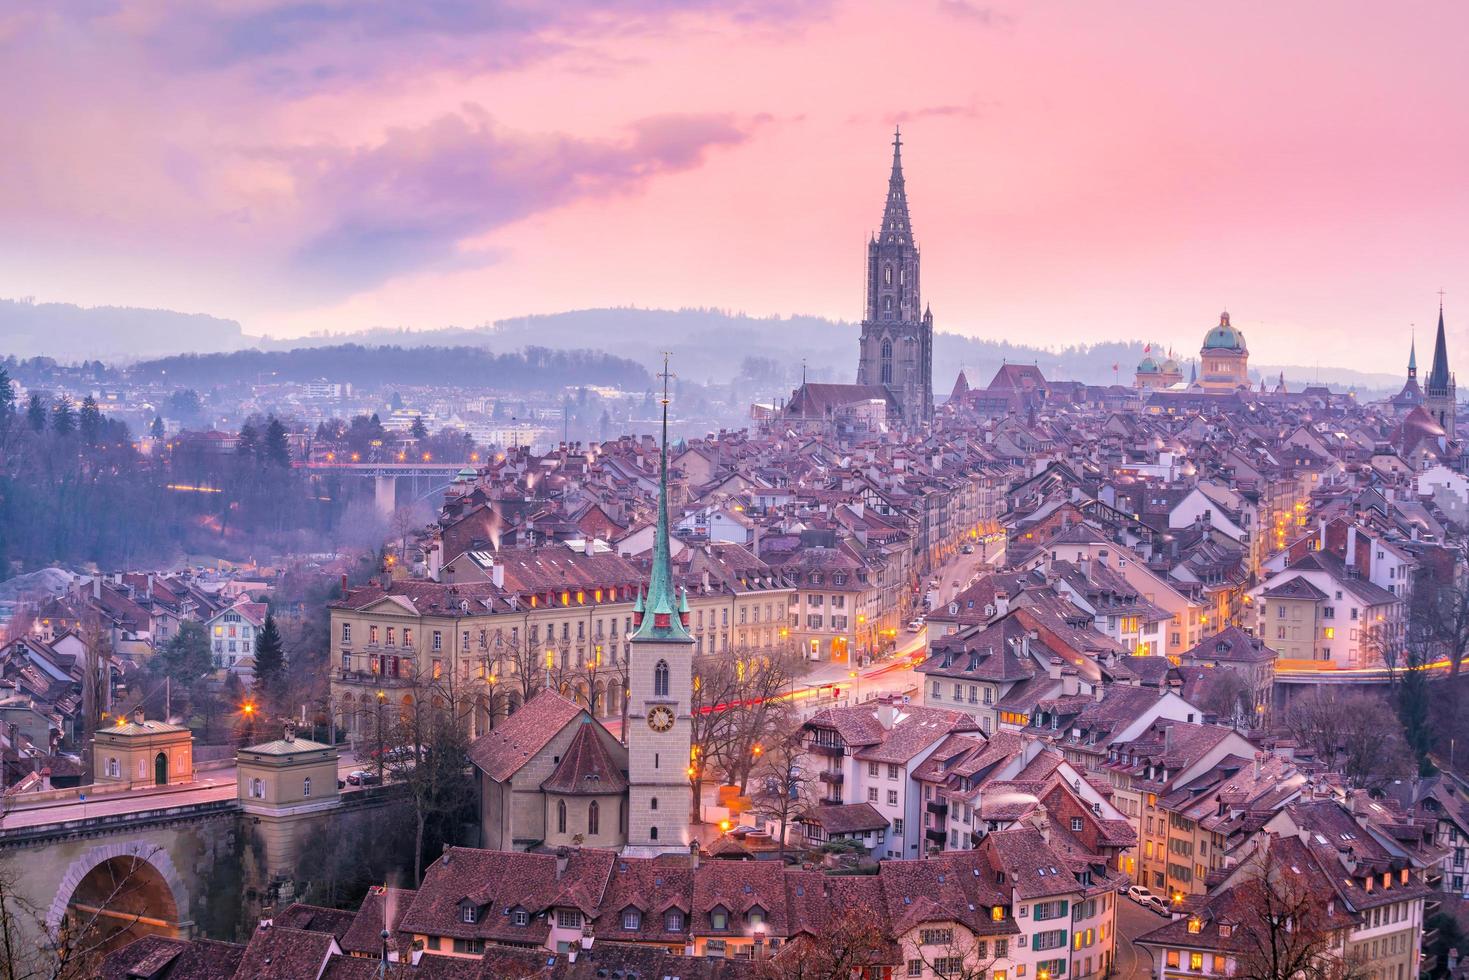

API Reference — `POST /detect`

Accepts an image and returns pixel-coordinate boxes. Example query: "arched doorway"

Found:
[61,852,182,957]
[153,752,167,786]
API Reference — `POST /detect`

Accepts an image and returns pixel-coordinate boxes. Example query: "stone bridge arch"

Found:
[45,840,191,939]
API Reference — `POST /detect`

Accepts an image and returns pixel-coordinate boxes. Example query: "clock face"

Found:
[647,705,676,733]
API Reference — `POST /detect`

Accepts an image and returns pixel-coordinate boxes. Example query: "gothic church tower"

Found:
[623,356,696,855]
[856,128,934,427]
[1425,301,1457,434]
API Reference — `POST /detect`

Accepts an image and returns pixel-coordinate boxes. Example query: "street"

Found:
[1113,893,1167,979]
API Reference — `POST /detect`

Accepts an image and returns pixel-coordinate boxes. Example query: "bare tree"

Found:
[387,507,420,569]
[1283,687,1412,789]
[752,903,896,980]
[747,728,813,861]
[1411,537,1469,677]
[903,927,1001,980]
[76,607,112,785]
[1198,666,1254,729]
[384,674,475,887]
[0,847,165,980]
[1229,846,1368,980]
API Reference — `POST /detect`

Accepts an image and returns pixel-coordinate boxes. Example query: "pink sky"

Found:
[3,1,1469,370]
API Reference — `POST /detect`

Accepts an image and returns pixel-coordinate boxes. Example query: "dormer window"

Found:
[512,908,529,926]
[462,905,478,924]
[622,908,641,930]
[665,909,685,932]
[711,906,729,930]
[748,906,766,928]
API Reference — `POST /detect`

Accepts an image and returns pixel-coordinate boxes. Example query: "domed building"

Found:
[1197,312,1250,391]
[1134,354,1161,389]
[1134,348,1184,389]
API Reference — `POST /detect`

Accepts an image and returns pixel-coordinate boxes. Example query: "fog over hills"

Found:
[2,299,1405,395]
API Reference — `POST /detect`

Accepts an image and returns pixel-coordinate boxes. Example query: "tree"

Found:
[252,613,286,712]
[235,422,260,460]
[385,676,477,887]
[1412,537,1469,678]
[409,415,428,440]
[166,388,202,422]
[0,847,167,979]
[1228,842,1368,980]
[747,729,813,861]
[149,414,165,439]
[1284,687,1412,790]
[50,396,76,436]
[388,506,421,567]
[262,416,291,467]
[78,396,102,444]
[1198,666,1254,729]
[1397,642,1434,775]
[753,904,895,980]
[25,392,46,432]
[160,620,215,684]
[0,366,13,422]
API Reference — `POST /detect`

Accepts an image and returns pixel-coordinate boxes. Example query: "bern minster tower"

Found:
[856,127,935,427]
[624,355,696,855]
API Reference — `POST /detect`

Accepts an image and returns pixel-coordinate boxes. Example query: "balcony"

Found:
[926,799,949,816]
[819,796,845,807]
[818,770,845,785]
[808,742,845,758]
[925,828,948,844]
[336,669,416,689]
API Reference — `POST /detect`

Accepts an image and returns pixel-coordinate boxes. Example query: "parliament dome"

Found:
[1202,312,1247,352]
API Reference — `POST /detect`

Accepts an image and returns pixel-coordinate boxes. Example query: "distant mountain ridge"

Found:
[1,299,1406,395]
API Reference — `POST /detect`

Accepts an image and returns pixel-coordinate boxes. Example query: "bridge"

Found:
[0,755,403,962]
[294,460,474,514]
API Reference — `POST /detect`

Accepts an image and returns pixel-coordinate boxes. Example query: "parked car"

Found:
[1147,895,1172,915]
[1127,885,1157,905]
[906,619,925,632]
[960,544,974,554]
[346,770,382,786]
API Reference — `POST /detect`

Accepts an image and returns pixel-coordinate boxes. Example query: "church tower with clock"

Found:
[624,356,696,855]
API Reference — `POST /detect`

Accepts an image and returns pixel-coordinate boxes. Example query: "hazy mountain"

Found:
[0,298,249,360]
[3,300,1407,395]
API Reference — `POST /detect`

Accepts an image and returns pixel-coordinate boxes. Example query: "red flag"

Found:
[1143,343,1151,353]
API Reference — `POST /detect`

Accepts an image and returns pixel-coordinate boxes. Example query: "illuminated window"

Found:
[1189,952,1203,970]
[1323,627,1335,640]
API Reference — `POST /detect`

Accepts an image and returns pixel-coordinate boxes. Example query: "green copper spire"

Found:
[631,353,693,644]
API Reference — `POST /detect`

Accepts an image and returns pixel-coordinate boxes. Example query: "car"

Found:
[907,619,925,632]
[1147,895,1172,915]
[346,770,382,786]
[960,544,974,554]
[1127,885,1157,905]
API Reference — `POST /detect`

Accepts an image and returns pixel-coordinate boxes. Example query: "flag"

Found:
[1143,343,1151,353]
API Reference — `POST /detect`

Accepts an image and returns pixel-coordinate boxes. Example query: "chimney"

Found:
[1345,525,1358,570]
[340,572,348,595]
[132,707,145,725]
[874,695,901,730]
[1061,668,1079,697]
[1253,752,1263,780]
[491,561,505,589]
[1032,803,1050,843]
[1077,558,1091,581]
[555,846,570,880]
[92,577,101,600]
[283,721,296,743]
[689,839,701,870]
[584,538,595,557]
[146,574,155,599]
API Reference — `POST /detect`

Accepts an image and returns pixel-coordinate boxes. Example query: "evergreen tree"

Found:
[150,414,166,439]
[79,395,103,443]
[409,415,428,440]
[161,620,215,683]
[236,422,260,459]
[263,416,291,467]
[252,612,286,709]
[0,366,13,418]
[26,392,46,432]
[51,396,76,435]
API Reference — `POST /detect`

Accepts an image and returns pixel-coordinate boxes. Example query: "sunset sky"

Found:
[4,1,1469,369]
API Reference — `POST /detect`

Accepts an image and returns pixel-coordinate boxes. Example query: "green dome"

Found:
[1202,312,1246,351]
[1136,356,1160,374]
[1161,357,1181,374]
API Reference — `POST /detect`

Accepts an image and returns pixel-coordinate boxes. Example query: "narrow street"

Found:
[1112,894,1167,978]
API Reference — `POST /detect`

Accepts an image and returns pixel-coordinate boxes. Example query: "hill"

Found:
[0,298,249,359]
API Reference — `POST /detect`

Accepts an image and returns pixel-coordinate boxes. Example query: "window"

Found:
[462,905,478,924]
[908,961,922,977]
[1189,952,1204,971]
[665,909,684,931]
[654,660,669,697]
[920,928,954,945]
[888,764,900,780]
[622,909,640,930]
[881,339,893,382]
[342,623,352,643]
[1071,817,1083,832]
[250,778,264,798]
[107,757,120,778]
[303,777,312,797]
[588,800,600,835]
[556,909,582,929]
[869,762,879,777]
[894,818,904,835]
[711,908,728,930]
[512,909,529,926]
[403,628,412,645]
[651,797,658,810]
[888,790,899,805]
[869,788,879,802]
[557,800,567,834]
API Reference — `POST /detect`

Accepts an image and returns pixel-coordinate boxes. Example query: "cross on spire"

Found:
[658,351,675,407]
[1439,287,1447,311]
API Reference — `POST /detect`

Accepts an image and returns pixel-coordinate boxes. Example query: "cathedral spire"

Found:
[631,353,692,644]
[1408,329,1417,379]
[879,125,913,246]
[1428,300,1452,393]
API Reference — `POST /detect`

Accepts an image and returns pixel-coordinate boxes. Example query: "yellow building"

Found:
[93,712,193,789]
[237,727,341,815]
[1197,312,1250,391]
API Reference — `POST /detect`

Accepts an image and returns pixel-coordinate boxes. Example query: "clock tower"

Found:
[624,355,696,854]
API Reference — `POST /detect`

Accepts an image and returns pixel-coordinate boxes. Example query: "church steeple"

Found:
[631,354,692,644]
[879,126,913,247]
[1408,331,1418,380]
[1428,300,1451,393]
